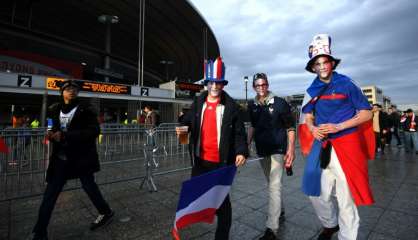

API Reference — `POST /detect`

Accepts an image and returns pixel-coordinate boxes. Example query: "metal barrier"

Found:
[0,125,190,202]
[0,123,255,202]
[0,128,49,202]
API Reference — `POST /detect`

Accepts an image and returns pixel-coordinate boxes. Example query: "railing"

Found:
[0,124,190,202]
[0,123,257,202]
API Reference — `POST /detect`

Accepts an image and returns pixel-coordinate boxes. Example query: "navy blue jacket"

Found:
[248,96,295,156]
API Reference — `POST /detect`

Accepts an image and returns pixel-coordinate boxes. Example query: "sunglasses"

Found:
[254,83,268,88]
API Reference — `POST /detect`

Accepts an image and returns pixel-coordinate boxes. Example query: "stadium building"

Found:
[0,0,219,127]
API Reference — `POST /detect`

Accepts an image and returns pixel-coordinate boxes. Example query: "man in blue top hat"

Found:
[177,57,248,239]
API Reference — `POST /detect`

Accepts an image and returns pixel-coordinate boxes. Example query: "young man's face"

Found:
[207,82,224,98]
[253,78,269,97]
[62,86,79,103]
[312,56,334,81]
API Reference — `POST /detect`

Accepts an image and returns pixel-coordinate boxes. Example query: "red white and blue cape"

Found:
[298,74,375,206]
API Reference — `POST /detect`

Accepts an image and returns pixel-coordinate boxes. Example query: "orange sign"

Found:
[46,77,66,90]
[177,82,204,91]
[46,78,130,94]
[82,82,129,94]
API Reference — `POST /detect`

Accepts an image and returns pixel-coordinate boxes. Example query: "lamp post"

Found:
[160,60,174,81]
[244,76,249,103]
[98,14,119,82]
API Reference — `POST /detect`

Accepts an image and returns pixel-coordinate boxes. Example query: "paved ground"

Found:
[1,144,418,240]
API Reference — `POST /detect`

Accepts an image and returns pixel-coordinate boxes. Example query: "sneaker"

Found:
[317,225,339,240]
[90,211,114,231]
[259,228,277,240]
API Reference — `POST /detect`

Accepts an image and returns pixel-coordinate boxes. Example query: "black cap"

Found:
[59,80,80,93]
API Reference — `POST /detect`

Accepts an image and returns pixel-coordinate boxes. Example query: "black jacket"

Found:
[248,96,295,156]
[401,114,418,132]
[182,91,249,166]
[374,111,389,133]
[387,112,400,129]
[46,101,100,182]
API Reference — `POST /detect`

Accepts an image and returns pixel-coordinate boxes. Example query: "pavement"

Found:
[1,144,418,240]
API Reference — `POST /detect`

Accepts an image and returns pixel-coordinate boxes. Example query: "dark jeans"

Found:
[392,128,402,145]
[387,129,402,145]
[192,159,232,240]
[375,132,385,152]
[33,174,111,236]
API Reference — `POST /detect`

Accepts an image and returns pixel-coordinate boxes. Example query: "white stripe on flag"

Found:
[213,59,218,79]
[299,91,311,124]
[175,185,231,222]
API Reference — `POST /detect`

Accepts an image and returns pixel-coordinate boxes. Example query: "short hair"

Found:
[252,73,268,87]
[144,105,153,110]
[372,103,382,108]
[406,109,413,113]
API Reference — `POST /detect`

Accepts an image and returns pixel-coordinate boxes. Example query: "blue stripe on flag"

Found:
[302,140,322,196]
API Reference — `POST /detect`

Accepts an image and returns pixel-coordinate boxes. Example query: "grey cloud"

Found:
[192,0,418,104]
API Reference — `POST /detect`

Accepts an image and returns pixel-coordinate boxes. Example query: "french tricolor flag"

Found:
[298,92,315,157]
[172,165,236,240]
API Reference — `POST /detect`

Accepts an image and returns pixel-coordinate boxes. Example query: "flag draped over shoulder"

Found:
[172,165,236,240]
[0,136,9,154]
[298,80,375,206]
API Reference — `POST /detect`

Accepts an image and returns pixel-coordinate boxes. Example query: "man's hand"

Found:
[48,131,62,142]
[284,149,295,168]
[235,154,246,167]
[318,123,340,135]
[311,126,327,140]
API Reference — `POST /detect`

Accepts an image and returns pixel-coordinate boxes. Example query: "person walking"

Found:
[32,80,113,240]
[247,72,296,240]
[400,108,418,154]
[177,57,248,240]
[144,105,160,128]
[299,34,375,240]
[372,104,389,154]
[386,107,402,146]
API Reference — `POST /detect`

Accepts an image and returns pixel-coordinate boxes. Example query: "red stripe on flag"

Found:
[216,58,222,79]
[331,124,375,205]
[175,208,217,230]
[0,136,9,154]
[319,94,347,100]
[357,120,375,160]
[298,124,314,156]
[172,228,181,240]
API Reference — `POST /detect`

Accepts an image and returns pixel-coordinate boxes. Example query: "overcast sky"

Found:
[190,0,418,105]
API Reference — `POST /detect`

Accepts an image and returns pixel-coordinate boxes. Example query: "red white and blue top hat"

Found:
[203,57,228,85]
[305,34,341,73]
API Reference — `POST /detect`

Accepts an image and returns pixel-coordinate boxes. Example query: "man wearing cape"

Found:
[298,34,375,240]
